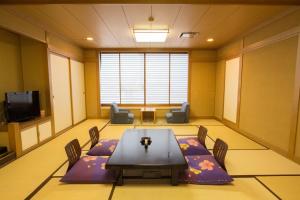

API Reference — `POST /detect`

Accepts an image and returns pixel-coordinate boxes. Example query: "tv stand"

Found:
[8,116,53,157]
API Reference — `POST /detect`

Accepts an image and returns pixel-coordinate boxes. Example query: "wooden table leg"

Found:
[171,168,179,186]
[117,170,124,186]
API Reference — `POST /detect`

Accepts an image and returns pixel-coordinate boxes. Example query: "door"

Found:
[70,60,86,124]
[49,53,72,133]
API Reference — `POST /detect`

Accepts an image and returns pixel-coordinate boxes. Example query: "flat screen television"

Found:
[4,91,40,122]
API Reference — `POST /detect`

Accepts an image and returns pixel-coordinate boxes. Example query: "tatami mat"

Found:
[205,126,266,149]
[100,125,134,139]
[135,125,199,136]
[0,119,109,199]
[176,135,215,150]
[33,178,113,200]
[257,176,300,200]
[188,118,224,126]
[227,150,300,176]
[112,178,277,200]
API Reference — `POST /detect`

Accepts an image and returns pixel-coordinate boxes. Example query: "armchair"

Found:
[166,102,190,123]
[110,103,134,124]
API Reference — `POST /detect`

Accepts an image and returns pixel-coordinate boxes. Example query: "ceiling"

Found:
[1,4,297,49]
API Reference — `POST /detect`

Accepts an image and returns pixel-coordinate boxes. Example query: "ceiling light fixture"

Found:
[86,37,94,41]
[207,38,214,42]
[134,29,169,43]
[180,32,198,39]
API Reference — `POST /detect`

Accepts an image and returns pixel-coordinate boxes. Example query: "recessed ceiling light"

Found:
[133,29,169,43]
[86,37,94,41]
[180,32,198,39]
[207,38,214,42]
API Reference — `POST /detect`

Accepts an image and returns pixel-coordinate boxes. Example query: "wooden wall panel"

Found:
[239,37,298,154]
[214,60,225,120]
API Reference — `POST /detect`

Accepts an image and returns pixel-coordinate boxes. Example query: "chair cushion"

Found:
[166,112,173,118]
[177,137,211,156]
[87,139,119,156]
[60,156,116,183]
[128,113,134,119]
[180,155,233,185]
[112,103,119,112]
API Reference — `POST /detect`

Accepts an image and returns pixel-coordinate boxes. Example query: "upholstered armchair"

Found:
[110,103,134,124]
[166,102,190,123]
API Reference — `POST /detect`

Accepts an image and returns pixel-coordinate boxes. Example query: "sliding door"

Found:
[49,53,72,133]
[70,60,86,124]
[223,57,240,123]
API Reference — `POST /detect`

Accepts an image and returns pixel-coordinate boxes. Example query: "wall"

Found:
[0,28,23,122]
[20,36,51,116]
[190,50,216,117]
[84,50,100,118]
[83,49,217,118]
[216,8,300,160]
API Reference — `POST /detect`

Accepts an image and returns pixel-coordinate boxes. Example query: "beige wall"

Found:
[240,37,298,154]
[214,60,225,120]
[20,36,51,116]
[84,50,100,118]
[0,28,23,122]
[215,9,300,160]
[47,33,83,61]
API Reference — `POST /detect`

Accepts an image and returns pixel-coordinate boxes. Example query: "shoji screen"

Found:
[50,54,72,133]
[100,53,120,104]
[223,57,240,123]
[170,53,188,104]
[120,53,144,104]
[70,60,86,124]
[146,53,169,104]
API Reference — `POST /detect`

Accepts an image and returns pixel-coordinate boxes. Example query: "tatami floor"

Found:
[1,119,300,199]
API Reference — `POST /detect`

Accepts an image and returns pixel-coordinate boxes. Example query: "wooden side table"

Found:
[140,108,156,123]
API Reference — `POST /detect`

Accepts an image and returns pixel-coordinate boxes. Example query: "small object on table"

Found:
[140,137,152,149]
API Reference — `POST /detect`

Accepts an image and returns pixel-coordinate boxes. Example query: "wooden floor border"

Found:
[254,177,282,200]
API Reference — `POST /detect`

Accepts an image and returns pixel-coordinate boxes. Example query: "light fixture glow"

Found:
[86,37,94,41]
[207,38,214,42]
[134,29,168,43]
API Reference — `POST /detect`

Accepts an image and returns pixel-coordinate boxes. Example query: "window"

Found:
[99,52,189,105]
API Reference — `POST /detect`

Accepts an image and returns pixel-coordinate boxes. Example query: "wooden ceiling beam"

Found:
[0,0,300,5]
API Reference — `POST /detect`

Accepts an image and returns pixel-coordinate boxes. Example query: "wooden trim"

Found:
[236,41,244,127]
[68,59,75,125]
[289,34,300,158]
[242,26,300,54]
[1,0,300,4]
[46,49,56,137]
[96,53,101,118]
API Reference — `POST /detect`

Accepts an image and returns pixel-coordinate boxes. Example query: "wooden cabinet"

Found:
[38,121,52,142]
[20,126,38,151]
[8,117,53,157]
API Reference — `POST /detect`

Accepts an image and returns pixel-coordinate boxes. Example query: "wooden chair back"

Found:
[213,138,228,171]
[65,139,81,171]
[89,126,100,149]
[197,125,208,148]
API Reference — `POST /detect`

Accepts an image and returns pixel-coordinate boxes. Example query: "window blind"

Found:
[146,53,169,104]
[100,53,120,104]
[120,53,144,104]
[99,52,188,105]
[170,53,188,104]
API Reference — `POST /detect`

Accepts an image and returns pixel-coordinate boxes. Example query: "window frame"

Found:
[99,51,190,107]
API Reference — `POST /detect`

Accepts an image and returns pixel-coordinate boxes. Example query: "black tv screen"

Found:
[4,91,40,122]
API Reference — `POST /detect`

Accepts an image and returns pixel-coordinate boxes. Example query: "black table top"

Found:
[106,129,187,169]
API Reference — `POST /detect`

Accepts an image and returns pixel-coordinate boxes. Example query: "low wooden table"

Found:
[106,129,188,185]
[140,107,156,122]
